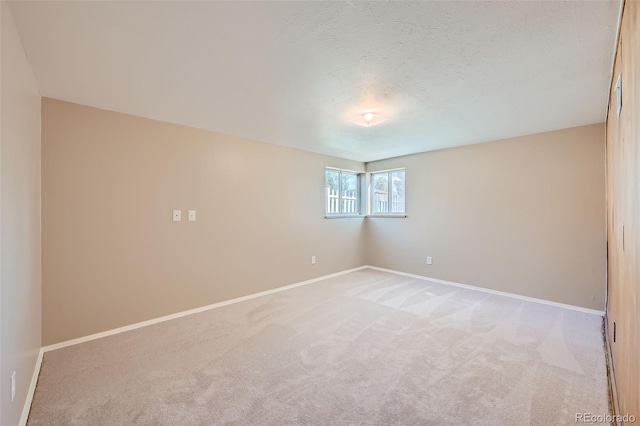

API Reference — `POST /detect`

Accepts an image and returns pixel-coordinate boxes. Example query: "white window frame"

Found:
[325,167,363,218]
[368,168,406,217]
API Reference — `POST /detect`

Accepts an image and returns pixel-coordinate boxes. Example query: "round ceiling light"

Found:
[363,112,375,124]
[348,111,388,127]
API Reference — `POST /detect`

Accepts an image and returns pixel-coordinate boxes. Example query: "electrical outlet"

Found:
[172,210,181,222]
[188,210,196,221]
[10,371,16,402]
[311,256,316,264]
[427,256,432,265]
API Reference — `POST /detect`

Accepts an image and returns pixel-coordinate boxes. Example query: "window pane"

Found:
[372,173,389,213]
[390,170,405,213]
[342,173,358,214]
[325,169,340,214]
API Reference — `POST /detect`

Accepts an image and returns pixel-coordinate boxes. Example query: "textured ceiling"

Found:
[9,1,620,162]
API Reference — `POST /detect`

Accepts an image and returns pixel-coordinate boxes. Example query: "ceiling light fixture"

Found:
[363,112,375,125]
[348,111,388,127]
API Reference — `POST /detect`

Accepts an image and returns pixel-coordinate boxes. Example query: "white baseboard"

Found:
[19,348,44,426]
[366,266,605,316]
[42,264,604,354]
[42,266,369,353]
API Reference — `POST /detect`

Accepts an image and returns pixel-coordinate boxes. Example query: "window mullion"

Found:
[388,171,392,214]
[338,171,343,214]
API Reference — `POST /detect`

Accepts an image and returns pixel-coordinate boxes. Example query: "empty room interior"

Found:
[1,0,639,425]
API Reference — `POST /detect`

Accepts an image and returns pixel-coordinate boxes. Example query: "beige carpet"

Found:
[27,269,610,425]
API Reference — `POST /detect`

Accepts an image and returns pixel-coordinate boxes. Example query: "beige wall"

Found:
[365,124,607,310]
[42,99,607,346]
[1,3,42,425]
[606,0,639,418]
[41,98,365,345]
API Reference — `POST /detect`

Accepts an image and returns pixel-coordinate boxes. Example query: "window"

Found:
[325,168,360,216]
[324,167,405,217]
[370,169,405,215]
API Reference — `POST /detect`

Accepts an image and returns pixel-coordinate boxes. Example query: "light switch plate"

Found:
[188,210,196,221]
[172,210,181,221]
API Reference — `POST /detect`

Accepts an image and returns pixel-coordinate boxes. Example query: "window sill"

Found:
[324,214,407,219]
